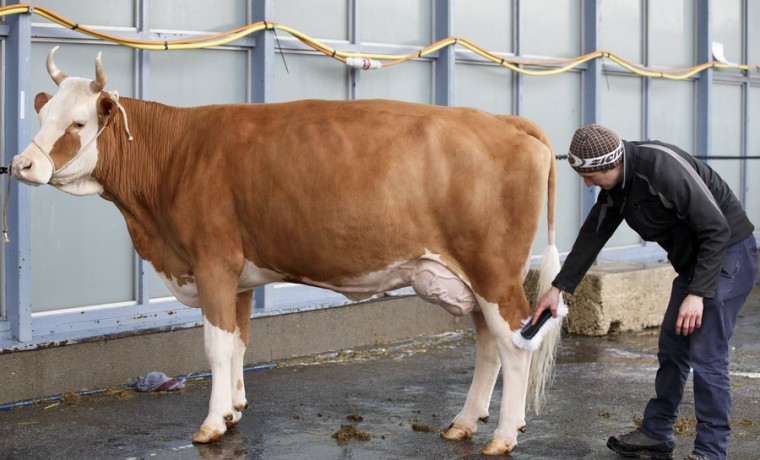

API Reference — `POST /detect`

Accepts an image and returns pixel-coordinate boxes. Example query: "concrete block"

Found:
[561,262,675,336]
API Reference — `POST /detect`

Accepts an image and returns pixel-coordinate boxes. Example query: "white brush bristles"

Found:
[511,300,568,351]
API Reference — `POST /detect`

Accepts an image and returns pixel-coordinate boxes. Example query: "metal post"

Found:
[251,0,275,103]
[4,11,33,342]
[348,0,360,100]
[641,0,651,140]
[434,0,454,107]
[134,0,150,305]
[512,0,523,115]
[740,0,749,206]
[136,0,150,101]
[581,0,601,218]
[695,0,712,159]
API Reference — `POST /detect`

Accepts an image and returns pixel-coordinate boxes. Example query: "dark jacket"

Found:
[553,140,754,299]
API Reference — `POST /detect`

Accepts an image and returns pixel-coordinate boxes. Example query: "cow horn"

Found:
[46,46,67,86]
[90,52,107,93]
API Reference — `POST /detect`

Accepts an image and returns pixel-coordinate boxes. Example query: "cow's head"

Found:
[11,46,115,196]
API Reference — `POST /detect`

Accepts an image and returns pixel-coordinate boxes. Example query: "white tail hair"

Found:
[514,244,567,413]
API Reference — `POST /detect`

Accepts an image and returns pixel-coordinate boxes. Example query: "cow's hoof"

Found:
[226,410,243,428]
[233,401,248,412]
[192,425,224,444]
[518,422,527,433]
[481,439,516,456]
[441,423,474,441]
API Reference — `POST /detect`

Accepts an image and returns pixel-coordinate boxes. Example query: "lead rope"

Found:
[2,166,10,243]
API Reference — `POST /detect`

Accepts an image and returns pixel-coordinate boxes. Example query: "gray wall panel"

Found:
[649,0,695,69]
[711,0,743,67]
[453,0,512,52]
[521,72,581,253]
[650,79,695,152]
[599,0,642,63]
[33,0,136,28]
[273,0,349,40]
[710,83,743,190]
[522,0,580,57]
[454,63,512,114]
[150,0,247,31]
[359,60,432,103]
[360,0,431,45]
[273,54,349,102]
[151,49,247,106]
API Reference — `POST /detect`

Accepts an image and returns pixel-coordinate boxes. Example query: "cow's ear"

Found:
[97,93,116,125]
[34,92,52,114]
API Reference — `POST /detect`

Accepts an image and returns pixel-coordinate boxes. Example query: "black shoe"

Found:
[606,428,675,459]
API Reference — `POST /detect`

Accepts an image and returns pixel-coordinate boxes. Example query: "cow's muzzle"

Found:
[10,147,54,186]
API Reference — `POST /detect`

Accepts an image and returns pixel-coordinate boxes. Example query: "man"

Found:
[533,124,757,460]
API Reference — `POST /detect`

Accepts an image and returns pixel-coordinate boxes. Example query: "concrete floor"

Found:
[1,286,759,460]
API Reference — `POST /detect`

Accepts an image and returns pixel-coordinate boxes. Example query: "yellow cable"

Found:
[0,3,757,79]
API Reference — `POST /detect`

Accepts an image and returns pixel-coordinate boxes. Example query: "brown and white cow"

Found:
[11,47,565,455]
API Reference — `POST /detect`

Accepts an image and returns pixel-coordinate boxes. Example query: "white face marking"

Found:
[11,77,103,195]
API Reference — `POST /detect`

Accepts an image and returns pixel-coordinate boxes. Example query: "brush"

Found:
[511,300,568,351]
[519,308,553,340]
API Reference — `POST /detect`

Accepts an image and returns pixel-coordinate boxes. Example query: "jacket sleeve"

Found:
[645,155,730,298]
[553,192,624,294]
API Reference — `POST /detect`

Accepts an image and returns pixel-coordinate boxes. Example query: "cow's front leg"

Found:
[442,312,501,441]
[193,315,236,443]
[476,294,532,456]
[192,267,240,444]
[228,291,253,428]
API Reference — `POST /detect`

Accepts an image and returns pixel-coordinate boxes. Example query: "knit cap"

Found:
[567,124,624,172]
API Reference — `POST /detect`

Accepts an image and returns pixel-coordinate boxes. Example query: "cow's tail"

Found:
[515,128,567,413]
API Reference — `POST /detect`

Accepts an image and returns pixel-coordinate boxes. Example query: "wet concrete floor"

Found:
[1,286,759,460]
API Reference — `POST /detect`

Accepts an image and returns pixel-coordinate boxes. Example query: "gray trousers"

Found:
[640,235,758,460]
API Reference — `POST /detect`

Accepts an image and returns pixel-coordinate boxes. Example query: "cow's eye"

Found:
[74,121,86,129]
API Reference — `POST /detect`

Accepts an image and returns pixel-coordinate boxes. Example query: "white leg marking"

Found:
[445,319,500,439]
[475,294,531,454]
[229,326,248,425]
[200,316,235,438]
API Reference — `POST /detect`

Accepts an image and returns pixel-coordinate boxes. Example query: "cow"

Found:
[11,47,564,456]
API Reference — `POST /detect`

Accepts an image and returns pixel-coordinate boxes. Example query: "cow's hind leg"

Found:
[192,267,240,444]
[228,290,252,428]
[441,311,501,441]
[476,291,532,456]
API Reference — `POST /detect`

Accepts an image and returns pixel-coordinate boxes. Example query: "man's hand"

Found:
[675,294,704,336]
[532,286,561,325]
